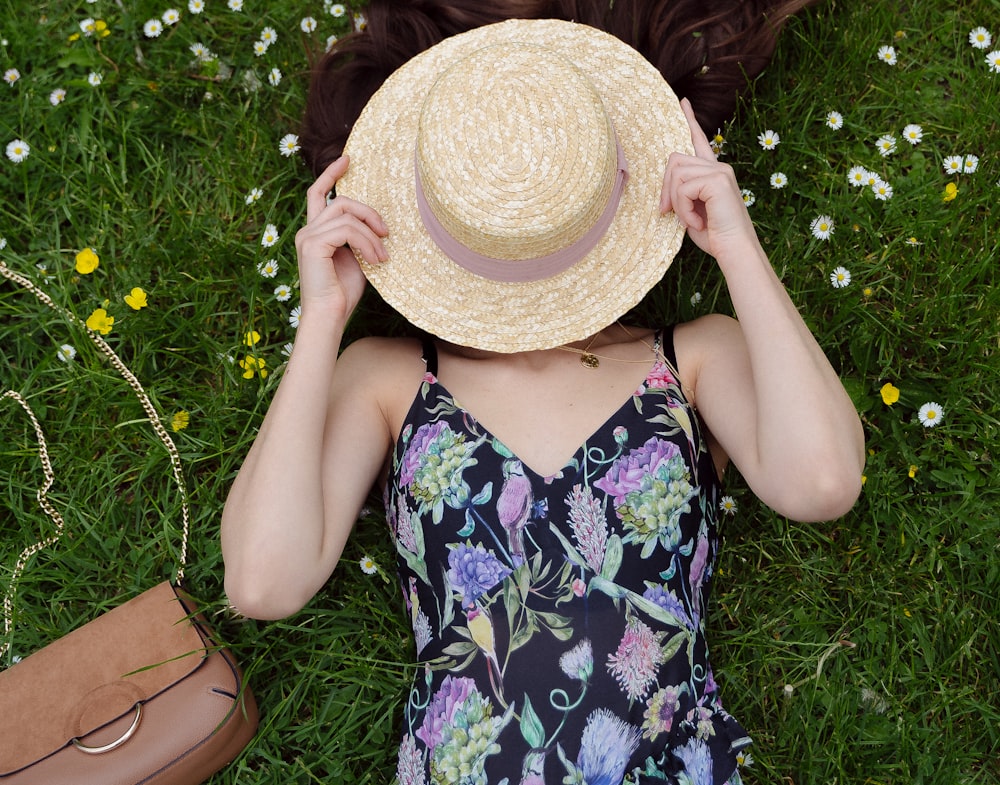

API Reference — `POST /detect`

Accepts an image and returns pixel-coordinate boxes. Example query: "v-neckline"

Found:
[420,347,665,480]
[435,378,642,480]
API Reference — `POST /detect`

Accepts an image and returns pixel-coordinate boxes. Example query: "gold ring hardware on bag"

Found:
[72,703,143,755]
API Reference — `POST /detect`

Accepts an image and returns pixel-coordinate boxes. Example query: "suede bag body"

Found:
[0,581,258,784]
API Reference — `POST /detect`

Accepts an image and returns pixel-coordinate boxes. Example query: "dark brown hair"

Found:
[300,0,816,175]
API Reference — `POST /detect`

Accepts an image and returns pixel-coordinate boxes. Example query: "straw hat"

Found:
[337,18,693,353]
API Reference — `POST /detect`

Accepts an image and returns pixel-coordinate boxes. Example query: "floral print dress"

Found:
[385,328,750,785]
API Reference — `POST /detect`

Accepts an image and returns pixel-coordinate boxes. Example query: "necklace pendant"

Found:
[580,353,600,369]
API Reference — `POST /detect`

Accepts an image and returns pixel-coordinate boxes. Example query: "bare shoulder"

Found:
[335,335,427,437]
[673,314,746,405]
[338,334,424,372]
[675,312,742,348]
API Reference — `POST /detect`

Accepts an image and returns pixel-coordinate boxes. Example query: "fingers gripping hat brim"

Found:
[338,18,693,353]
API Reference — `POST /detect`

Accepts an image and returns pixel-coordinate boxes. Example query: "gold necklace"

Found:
[557,324,660,369]
[573,332,603,368]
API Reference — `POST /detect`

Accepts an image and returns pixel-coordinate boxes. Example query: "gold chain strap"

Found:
[0,261,190,662]
[1,391,64,662]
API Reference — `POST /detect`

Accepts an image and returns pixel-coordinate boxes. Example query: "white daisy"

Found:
[963,155,979,173]
[228,0,244,10]
[268,68,282,86]
[719,496,737,515]
[289,305,301,328]
[57,344,77,362]
[690,291,702,307]
[0,237,6,249]
[969,27,992,50]
[917,402,944,427]
[87,72,103,86]
[257,259,279,278]
[326,34,339,52]
[190,43,213,61]
[902,124,923,145]
[188,0,205,13]
[162,8,181,25]
[810,215,834,240]
[709,130,725,156]
[261,224,280,248]
[825,111,843,130]
[871,179,893,200]
[245,187,263,204]
[353,12,367,32]
[143,19,163,38]
[279,133,301,157]
[3,68,19,86]
[875,135,897,157]
[830,266,851,288]
[359,556,378,575]
[5,138,29,163]
[942,155,963,174]
[847,166,870,187]
[274,284,292,302]
[769,172,788,189]
[49,88,67,106]
[253,40,269,57]
[877,45,897,65]
[80,18,96,36]
[757,129,780,150]
[741,188,756,206]
[281,342,294,358]
[864,170,880,187]
[301,16,318,33]
[986,51,1000,73]
[260,26,278,45]
[330,3,346,16]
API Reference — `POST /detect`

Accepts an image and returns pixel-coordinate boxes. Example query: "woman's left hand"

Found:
[659,98,757,262]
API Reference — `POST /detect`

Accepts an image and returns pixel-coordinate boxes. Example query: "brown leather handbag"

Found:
[0,264,259,784]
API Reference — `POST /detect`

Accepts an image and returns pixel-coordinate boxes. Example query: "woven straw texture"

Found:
[338,18,693,353]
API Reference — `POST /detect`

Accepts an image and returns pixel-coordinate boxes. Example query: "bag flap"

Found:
[0,581,208,773]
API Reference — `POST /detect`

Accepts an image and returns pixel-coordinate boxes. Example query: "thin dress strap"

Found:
[659,323,678,369]
[421,336,438,376]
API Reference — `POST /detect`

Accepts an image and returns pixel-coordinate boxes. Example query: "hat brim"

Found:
[338,18,693,353]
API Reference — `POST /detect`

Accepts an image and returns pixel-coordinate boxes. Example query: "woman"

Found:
[222,11,862,785]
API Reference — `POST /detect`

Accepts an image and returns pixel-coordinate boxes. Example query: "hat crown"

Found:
[416,43,619,262]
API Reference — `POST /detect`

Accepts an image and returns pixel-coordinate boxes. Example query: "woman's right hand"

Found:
[294,155,388,322]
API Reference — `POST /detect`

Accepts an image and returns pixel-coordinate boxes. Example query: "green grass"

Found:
[1,1,998,783]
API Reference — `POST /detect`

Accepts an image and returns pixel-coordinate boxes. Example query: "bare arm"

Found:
[663,100,865,521]
[221,157,393,619]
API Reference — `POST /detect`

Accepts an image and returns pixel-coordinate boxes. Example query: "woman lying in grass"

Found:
[222,3,863,783]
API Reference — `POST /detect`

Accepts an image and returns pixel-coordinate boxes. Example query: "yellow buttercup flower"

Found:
[124,287,148,310]
[942,182,958,202]
[880,382,900,405]
[239,355,268,379]
[75,248,100,274]
[86,307,114,335]
[171,410,190,432]
[244,330,261,347]
[908,465,918,479]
